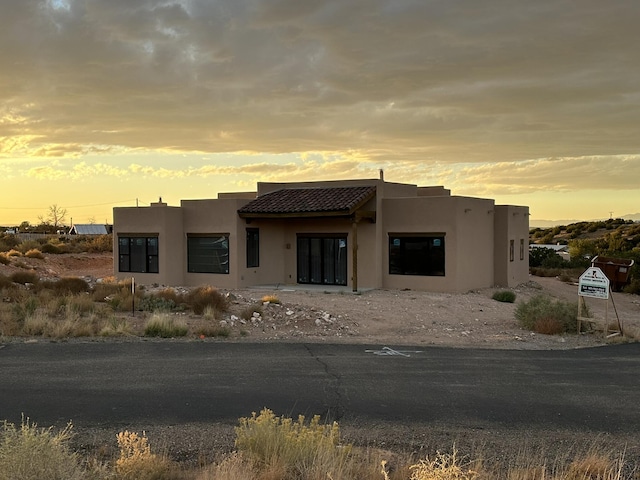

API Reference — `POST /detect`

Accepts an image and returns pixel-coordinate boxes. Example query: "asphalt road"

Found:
[1,341,639,434]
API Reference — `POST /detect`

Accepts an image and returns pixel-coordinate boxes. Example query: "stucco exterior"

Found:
[113,179,529,292]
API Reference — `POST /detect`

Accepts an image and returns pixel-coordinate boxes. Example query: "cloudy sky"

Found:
[1,0,639,225]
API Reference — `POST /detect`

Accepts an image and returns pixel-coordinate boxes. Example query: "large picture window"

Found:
[118,236,159,273]
[389,235,445,276]
[188,235,229,274]
[246,228,259,268]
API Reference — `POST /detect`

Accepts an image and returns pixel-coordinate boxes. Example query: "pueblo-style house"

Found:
[112,177,529,292]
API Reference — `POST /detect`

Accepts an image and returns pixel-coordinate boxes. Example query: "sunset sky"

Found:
[1,0,639,226]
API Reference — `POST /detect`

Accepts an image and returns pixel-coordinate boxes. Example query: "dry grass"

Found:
[186,286,228,316]
[261,294,281,304]
[144,312,189,338]
[0,417,84,480]
[0,412,636,480]
[24,248,44,259]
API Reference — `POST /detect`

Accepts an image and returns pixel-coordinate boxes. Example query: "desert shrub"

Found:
[186,286,228,315]
[0,253,9,265]
[9,270,39,285]
[92,281,123,302]
[144,313,188,338]
[16,240,41,254]
[22,311,51,336]
[84,234,113,253]
[115,430,175,480]
[12,297,39,323]
[515,295,580,334]
[6,249,22,257]
[49,315,101,338]
[0,234,19,251]
[50,277,90,294]
[24,248,44,259]
[235,408,352,480]
[492,290,516,303]
[138,294,177,312]
[623,279,640,295]
[41,242,65,254]
[100,317,133,337]
[529,267,563,278]
[402,449,479,480]
[155,287,184,305]
[0,418,84,480]
[196,452,256,479]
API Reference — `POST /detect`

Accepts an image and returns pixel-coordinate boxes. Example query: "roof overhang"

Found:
[238,186,376,222]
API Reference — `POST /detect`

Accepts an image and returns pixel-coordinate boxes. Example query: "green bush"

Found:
[0,418,84,480]
[492,290,516,303]
[138,294,177,312]
[515,295,580,334]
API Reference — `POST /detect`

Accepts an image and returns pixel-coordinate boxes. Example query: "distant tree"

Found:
[18,221,31,232]
[38,204,68,228]
[88,216,96,225]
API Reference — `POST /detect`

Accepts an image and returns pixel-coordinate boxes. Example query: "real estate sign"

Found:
[578,267,610,299]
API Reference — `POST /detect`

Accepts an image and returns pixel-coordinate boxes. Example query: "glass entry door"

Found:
[297,236,347,285]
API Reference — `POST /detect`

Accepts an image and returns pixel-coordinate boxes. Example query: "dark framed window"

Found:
[246,228,259,268]
[520,239,525,261]
[389,235,445,276]
[188,235,229,274]
[510,239,515,262]
[118,236,159,273]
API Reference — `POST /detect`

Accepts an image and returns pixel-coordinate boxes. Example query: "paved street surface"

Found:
[1,342,639,435]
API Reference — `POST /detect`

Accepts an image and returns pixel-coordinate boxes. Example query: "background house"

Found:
[113,178,529,292]
[69,224,110,235]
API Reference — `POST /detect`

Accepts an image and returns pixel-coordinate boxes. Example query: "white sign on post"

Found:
[578,267,610,299]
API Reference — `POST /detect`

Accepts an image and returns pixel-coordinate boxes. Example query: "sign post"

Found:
[577,267,621,337]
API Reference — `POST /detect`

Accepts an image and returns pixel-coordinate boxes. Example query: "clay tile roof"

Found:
[238,186,376,217]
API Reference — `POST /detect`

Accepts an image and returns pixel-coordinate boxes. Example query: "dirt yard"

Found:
[2,252,639,348]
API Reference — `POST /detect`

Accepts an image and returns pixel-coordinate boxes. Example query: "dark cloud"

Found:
[1,0,639,169]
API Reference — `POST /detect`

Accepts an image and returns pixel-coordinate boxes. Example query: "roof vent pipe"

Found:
[379,169,384,181]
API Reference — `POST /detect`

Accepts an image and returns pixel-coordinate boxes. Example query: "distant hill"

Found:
[529,218,640,248]
[531,213,640,228]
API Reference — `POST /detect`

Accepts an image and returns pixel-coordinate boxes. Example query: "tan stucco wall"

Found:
[380,196,495,293]
[181,198,251,288]
[494,205,530,287]
[113,204,184,286]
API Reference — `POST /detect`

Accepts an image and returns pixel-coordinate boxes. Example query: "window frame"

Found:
[388,234,445,277]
